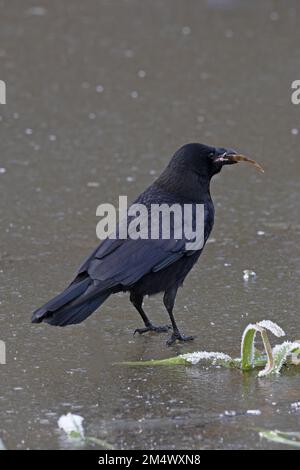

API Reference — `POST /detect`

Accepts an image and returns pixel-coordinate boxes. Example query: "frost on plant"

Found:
[121,319,299,378]
[240,320,285,372]
[259,430,300,448]
[257,320,285,338]
[57,413,114,449]
[181,351,232,365]
[269,341,300,376]
[58,413,84,439]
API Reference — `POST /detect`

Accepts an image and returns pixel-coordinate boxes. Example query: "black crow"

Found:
[32,143,260,345]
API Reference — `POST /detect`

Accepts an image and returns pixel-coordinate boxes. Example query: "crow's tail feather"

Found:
[31,274,111,326]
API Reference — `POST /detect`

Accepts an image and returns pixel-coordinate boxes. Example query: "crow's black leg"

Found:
[163,286,194,346]
[130,292,171,335]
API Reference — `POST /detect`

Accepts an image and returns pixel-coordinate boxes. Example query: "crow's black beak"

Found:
[213,149,238,166]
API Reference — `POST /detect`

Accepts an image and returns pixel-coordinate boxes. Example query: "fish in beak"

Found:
[214,151,264,173]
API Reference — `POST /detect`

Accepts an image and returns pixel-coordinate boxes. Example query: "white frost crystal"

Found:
[270,341,300,375]
[257,320,285,338]
[58,413,84,439]
[181,351,232,365]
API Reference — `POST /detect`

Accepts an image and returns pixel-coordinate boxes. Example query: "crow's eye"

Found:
[208,152,215,158]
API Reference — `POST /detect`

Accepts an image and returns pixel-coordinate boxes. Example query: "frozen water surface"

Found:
[0,0,299,450]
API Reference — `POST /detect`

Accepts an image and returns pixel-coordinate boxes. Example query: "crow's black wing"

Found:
[32,186,214,326]
[79,203,212,290]
[86,237,187,287]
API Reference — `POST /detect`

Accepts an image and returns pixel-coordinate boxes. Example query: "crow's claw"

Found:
[134,324,171,335]
[166,332,194,346]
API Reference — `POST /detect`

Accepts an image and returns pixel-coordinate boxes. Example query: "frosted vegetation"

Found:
[122,320,300,378]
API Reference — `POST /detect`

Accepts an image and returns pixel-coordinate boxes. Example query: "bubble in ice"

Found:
[291,402,300,411]
[88,112,96,119]
[223,410,236,417]
[126,176,135,182]
[246,409,261,416]
[25,128,33,135]
[125,49,134,58]
[130,91,138,99]
[27,6,47,16]
[200,72,210,80]
[96,85,104,93]
[182,26,191,36]
[270,11,279,21]
[243,269,256,281]
[138,70,146,78]
[291,128,299,135]
[30,141,40,150]
[225,29,234,38]
[0,168,6,174]
[87,182,99,188]
[257,230,265,236]
[49,134,56,141]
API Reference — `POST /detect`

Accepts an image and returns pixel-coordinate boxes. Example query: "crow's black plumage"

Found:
[32,143,238,345]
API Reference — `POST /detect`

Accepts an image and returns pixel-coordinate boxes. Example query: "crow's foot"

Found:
[134,324,171,335]
[166,331,194,346]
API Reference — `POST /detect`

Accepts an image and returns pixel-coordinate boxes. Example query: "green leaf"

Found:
[240,320,285,371]
[240,324,263,370]
[85,436,114,450]
[257,320,285,338]
[118,320,299,378]
[68,431,82,439]
[120,351,233,367]
[270,341,300,375]
[257,329,275,376]
[180,351,233,366]
[118,356,187,366]
[259,430,300,448]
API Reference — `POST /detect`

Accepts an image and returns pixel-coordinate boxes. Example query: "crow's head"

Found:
[169,143,263,178]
